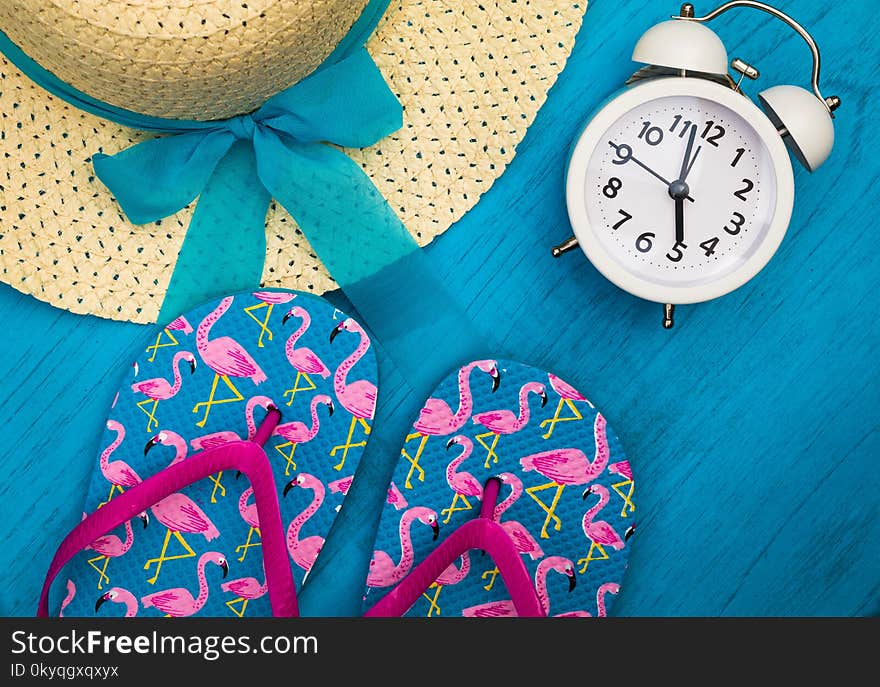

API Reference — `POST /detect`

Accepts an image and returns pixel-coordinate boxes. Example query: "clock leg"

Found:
[663,304,676,329]
[551,236,579,258]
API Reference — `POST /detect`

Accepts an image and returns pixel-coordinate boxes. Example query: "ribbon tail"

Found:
[158,141,271,322]
[93,129,236,224]
[256,130,489,615]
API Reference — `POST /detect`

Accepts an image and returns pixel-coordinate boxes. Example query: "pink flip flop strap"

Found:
[364,479,546,617]
[37,410,298,618]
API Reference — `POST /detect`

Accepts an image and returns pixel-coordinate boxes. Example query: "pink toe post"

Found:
[38,410,298,618]
[364,478,546,617]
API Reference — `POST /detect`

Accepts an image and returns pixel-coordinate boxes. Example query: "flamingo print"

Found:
[144,315,194,362]
[190,395,276,450]
[144,492,221,585]
[461,556,578,617]
[167,315,194,335]
[59,580,76,617]
[283,473,326,576]
[608,460,632,481]
[281,306,331,406]
[193,296,267,428]
[95,587,139,617]
[86,513,148,590]
[189,395,275,503]
[386,482,408,511]
[328,475,353,495]
[100,420,141,504]
[329,477,408,512]
[519,413,610,539]
[142,551,228,617]
[328,318,376,472]
[221,574,268,617]
[578,484,634,574]
[367,507,440,589]
[235,485,261,562]
[422,553,471,617]
[440,436,483,523]
[595,581,620,617]
[472,381,547,468]
[493,472,544,561]
[608,459,635,519]
[131,351,196,432]
[144,430,188,467]
[540,373,595,439]
[273,394,334,476]
[244,291,297,348]
[403,360,501,489]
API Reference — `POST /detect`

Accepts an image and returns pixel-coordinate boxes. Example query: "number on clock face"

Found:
[585,95,777,286]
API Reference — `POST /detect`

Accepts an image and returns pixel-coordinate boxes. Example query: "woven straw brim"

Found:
[0,1,586,324]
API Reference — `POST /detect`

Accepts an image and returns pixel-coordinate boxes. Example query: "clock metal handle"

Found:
[673,1,841,115]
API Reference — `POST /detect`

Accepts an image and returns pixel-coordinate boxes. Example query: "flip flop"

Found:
[44,289,377,617]
[362,360,636,617]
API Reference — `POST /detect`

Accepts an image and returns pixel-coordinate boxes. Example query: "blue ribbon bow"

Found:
[92,47,408,320]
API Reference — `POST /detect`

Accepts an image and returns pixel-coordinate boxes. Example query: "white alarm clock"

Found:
[557,1,840,327]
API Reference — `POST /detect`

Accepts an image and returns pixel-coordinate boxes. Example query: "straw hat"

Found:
[0,1,587,323]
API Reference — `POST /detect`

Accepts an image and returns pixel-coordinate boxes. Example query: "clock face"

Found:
[584,94,779,288]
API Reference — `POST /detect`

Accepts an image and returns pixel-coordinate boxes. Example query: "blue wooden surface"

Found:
[1,0,877,616]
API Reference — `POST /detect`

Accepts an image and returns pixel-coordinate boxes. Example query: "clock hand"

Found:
[608,141,695,203]
[668,124,698,246]
[674,196,685,245]
[683,144,702,182]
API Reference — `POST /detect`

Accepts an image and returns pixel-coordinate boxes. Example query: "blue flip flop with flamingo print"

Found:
[363,360,637,617]
[48,289,377,617]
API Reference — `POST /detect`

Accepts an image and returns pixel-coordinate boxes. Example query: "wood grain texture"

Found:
[1,0,877,616]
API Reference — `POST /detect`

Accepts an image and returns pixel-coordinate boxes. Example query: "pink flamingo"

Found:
[402,360,501,488]
[472,381,548,468]
[608,460,633,481]
[607,459,635,518]
[131,350,197,432]
[328,318,376,472]
[519,413,610,539]
[461,556,579,617]
[59,580,76,617]
[142,551,228,617]
[144,429,188,466]
[189,395,275,502]
[329,477,408,512]
[595,581,620,617]
[283,473,326,576]
[541,373,595,439]
[367,507,440,589]
[95,587,139,617]
[440,436,483,524]
[190,395,277,451]
[281,306,331,406]
[493,473,544,560]
[234,485,261,562]
[145,492,221,585]
[244,291,297,348]
[193,296,267,428]
[422,553,471,617]
[100,420,141,503]
[221,576,268,600]
[580,484,634,557]
[273,394,334,476]
[167,315,194,335]
[328,475,353,496]
[86,513,149,589]
[386,482,408,511]
[462,556,579,617]
[144,315,193,362]
[221,574,268,617]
